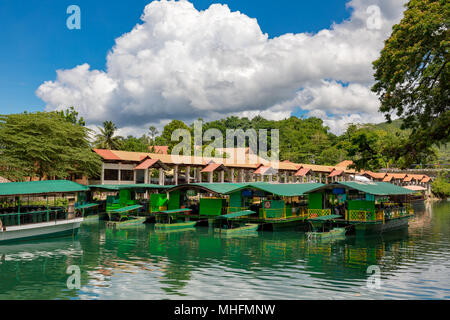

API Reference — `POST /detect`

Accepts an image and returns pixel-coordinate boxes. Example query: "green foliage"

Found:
[56,106,86,126]
[94,121,122,150]
[0,111,101,181]
[120,135,150,152]
[372,0,450,152]
[157,120,192,154]
[431,172,450,198]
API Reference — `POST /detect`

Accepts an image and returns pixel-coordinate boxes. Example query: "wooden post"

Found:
[174,165,179,185]
[186,166,191,184]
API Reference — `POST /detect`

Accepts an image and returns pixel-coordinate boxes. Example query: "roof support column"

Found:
[196,167,201,183]
[101,163,104,185]
[174,165,179,185]
[319,173,322,184]
[230,168,235,183]
[159,168,165,186]
[186,166,191,184]
[208,171,213,183]
[284,171,287,183]
[144,168,149,184]
[220,170,225,183]
[118,163,122,185]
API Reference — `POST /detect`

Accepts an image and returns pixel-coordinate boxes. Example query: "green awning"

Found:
[76,203,100,209]
[158,209,193,215]
[0,180,89,197]
[305,182,415,196]
[226,182,325,197]
[166,183,248,195]
[108,204,143,213]
[308,214,342,221]
[89,184,172,191]
[218,210,255,219]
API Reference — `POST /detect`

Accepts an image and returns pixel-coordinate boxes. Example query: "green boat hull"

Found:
[307,227,347,241]
[354,216,410,237]
[106,216,147,228]
[154,221,197,230]
[214,223,259,234]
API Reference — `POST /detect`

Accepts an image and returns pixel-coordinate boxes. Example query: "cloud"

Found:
[36,0,407,134]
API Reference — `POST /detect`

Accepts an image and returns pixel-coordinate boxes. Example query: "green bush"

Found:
[431,172,450,199]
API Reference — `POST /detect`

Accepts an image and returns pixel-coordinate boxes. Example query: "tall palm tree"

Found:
[95,121,122,150]
[148,125,159,145]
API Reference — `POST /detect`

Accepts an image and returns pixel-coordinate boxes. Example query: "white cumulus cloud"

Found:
[36,0,407,135]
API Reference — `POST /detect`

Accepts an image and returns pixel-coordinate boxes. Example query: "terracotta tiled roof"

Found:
[93,149,122,160]
[295,168,311,177]
[329,169,344,177]
[0,176,10,183]
[254,166,272,175]
[421,176,431,183]
[297,164,335,173]
[383,175,393,182]
[135,158,160,170]
[335,160,353,169]
[149,146,169,154]
[201,163,224,173]
[363,171,387,179]
[403,176,413,182]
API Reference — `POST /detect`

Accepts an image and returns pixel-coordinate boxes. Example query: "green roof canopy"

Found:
[89,184,173,191]
[166,183,248,195]
[0,180,89,197]
[225,182,326,197]
[218,210,255,219]
[305,182,415,196]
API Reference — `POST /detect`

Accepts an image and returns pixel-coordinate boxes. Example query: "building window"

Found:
[121,170,134,181]
[104,169,119,181]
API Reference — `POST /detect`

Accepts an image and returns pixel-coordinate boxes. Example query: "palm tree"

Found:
[94,121,122,149]
[148,126,159,145]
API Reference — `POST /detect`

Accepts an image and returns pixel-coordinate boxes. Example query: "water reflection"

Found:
[0,201,449,299]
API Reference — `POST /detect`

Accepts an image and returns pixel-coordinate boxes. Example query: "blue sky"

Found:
[0,0,351,115]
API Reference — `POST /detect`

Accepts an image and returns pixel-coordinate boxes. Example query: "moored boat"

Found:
[0,180,89,243]
[154,209,197,230]
[305,182,416,237]
[213,210,259,234]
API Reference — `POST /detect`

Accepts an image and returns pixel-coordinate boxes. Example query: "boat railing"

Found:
[0,207,75,228]
[346,210,384,223]
[307,209,332,219]
[383,205,414,220]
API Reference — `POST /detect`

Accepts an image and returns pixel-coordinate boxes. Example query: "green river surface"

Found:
[0,201,449,300]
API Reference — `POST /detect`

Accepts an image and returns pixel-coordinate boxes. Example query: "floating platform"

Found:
[105,216,146,228]
[306,227,347,241]
[154,221,197,230]
[214,223,259,234]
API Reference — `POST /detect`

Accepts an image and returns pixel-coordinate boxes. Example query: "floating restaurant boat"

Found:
[305,182,416,237]
[154,208,197,230]
[89,184,171,226]
[164,182,324,231]
[213,210,259,234]
[0,180,90,243]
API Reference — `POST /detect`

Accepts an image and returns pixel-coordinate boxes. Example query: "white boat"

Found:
[0,180,89,244]
[0,218,83,243]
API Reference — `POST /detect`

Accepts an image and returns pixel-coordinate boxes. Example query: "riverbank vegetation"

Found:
[431,172,450,199]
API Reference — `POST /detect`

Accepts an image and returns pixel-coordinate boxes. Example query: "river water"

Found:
[0,201,449,300]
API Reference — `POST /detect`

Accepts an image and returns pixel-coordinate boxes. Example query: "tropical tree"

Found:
[0,111,101,181]
[94,121,122,150]
[372,0,450,157]
[148,126,159,145]
[120,135,150,152]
